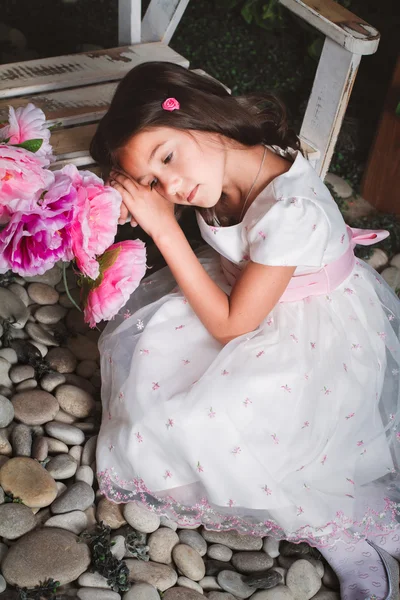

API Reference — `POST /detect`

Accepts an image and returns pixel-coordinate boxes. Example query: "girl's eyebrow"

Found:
[137,142,166,184]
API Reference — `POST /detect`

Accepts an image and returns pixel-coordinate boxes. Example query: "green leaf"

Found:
[396,101,400,117]
[11,138,43,153]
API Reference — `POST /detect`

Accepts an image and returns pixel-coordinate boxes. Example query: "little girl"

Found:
[90,62,400,599]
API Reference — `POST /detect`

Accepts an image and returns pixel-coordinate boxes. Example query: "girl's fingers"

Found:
[119,202,129,224]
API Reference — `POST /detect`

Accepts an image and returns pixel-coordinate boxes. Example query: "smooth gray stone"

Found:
[76,584,119,598]
[25,322,59,347]
[231,552,274,574]
[123,583,160,600]
[40,372,66,392]
[280,541,313,557]
[250,586,295,599]
[27,283,59,306]
[31,436,48,461]
[178,530,207,557]
[148,527,179,564]
[0,503,36,539]
[163,589,204,599]
[0,358,12,389]
[0,349,18,365]
[77,572,111,589]
[15,378,38,392]
[11,390,59,426]
[25,266,63,287]
[8,283,29,307]
[207,544,233,562]
[205,560,237,577]
[35,305,68,325]
[242,569,282,589]
[172,543,205,581]
[0,573,6,593]
[202,529,262,551]
[46,454,78,480]
[45,422,85,445]
[0,287,29,329]
[0,395,14,428]
[11,423,32,457]
[177,576,204,593]
[125,559,178,591]
[286,560,322,600]
[46,348,77,374]
[207,594,237,600]
[51,481,95,513]
[81,435,97,465]
[217,570,254,599]
[9,365,35,384]
[263,537,280,558]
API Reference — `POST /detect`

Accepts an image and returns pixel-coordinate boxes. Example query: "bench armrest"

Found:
[279,0,380,55]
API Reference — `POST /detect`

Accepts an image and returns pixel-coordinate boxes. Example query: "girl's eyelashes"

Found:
[149,153,173,190]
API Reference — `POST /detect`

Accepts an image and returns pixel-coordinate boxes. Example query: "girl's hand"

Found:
[109,171,176,239]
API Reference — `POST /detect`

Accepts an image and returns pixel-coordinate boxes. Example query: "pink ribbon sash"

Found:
[279,226,389,302]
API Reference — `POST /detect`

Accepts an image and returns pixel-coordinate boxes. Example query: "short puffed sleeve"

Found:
[247,196,331,267]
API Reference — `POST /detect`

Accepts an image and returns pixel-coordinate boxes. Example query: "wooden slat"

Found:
[279,0,380,55]
[361,57,400,214]
[141,0,191,44]
[0,42,189,99]
[300,37,361,179]
[119,0,141,45]
[0,83,117,127]
[50,123,97,166]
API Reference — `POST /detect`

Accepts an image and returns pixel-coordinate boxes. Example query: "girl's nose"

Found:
[165,176,182,197]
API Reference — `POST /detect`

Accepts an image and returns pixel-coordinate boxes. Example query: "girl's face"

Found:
[118,127,226,209]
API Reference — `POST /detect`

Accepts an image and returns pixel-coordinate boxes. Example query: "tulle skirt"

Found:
[96,249,400,546]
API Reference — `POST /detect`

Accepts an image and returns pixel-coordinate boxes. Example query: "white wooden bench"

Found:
[0,0,380,181]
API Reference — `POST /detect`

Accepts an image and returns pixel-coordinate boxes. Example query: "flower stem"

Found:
[62,262,82,313]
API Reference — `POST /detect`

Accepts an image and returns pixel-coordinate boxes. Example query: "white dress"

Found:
[97,150,400,545]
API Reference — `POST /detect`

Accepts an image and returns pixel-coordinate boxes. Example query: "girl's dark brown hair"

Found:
[90,61,300,224]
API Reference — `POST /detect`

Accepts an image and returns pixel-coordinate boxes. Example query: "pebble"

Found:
[41,372,67,392]
[280,542,311,557]
[123,583,160,600]
[35,304,68,324]
[30,340,48,357]
[65,373,96,395]
[324,173,353,198]
[263,537,280,558]
[322,564,340,591]
[2,527,91,586]
[69,444,83,464]
[205,559,237,577]
[0,395,14,428]
[366,248,389,271]
[46,347,78,373]
[148,527,179,564]
[231,551,273,573]
[286,560,322,600]
[251,586,295,599]
[11,423,32,456]
[217,570,255,599]
[198,575,221,591]
[25,322,59,346]
[0,456,58,507]
[0,486,4,504]
[207,594,237,600]
[179,529,208,556]
[177,576,204,593]
[243,570,282,589]
[16,378,38,391]
[391,254,400,269]
[160,516,178,531]
[9,364,35,383]
[0,348,18,364]
[55,384,95,418]
[45,421,85,445]
[381,266,400,291]
[60,288,81,308]
[163,589,204,600]
[45,436,69,454]
[25,265,63,286]
[172,544,205,581]
[312,590,340,600]
[207,544,233,562]
[55,408,77,424]
[0,541,8,563]
[77,360,98,379]
[125,559,178,591]
[46,454,78,479]
[75,465,94,486]
[272,567,286,585]
[0,574,5,593]
[27,282,60,305]
[0,287,29,329]
[31,436,49,461]
[77,588,121,600]
[8,283,29,306]
[67,334,100,361]
[97,496,127,529]
[123,502,161,533]
[12,390,59,425]
[0,357,12,388]
[0,502,36,539]
[278,555,324,577]
[0,430,12,456]
[77,572,112,588]
[202,530,263,551]
[51,481,95,513]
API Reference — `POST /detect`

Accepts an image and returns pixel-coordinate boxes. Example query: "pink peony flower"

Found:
[0,103,54,163]
[62,164,122,280]
[82,240,146,327]
[0,144,54,224]
[0,171,75,276]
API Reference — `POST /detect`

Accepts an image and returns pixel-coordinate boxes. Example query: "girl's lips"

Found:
[187,185,199,204]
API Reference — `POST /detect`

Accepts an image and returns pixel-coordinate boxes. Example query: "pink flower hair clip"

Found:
[162,97,180,112]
